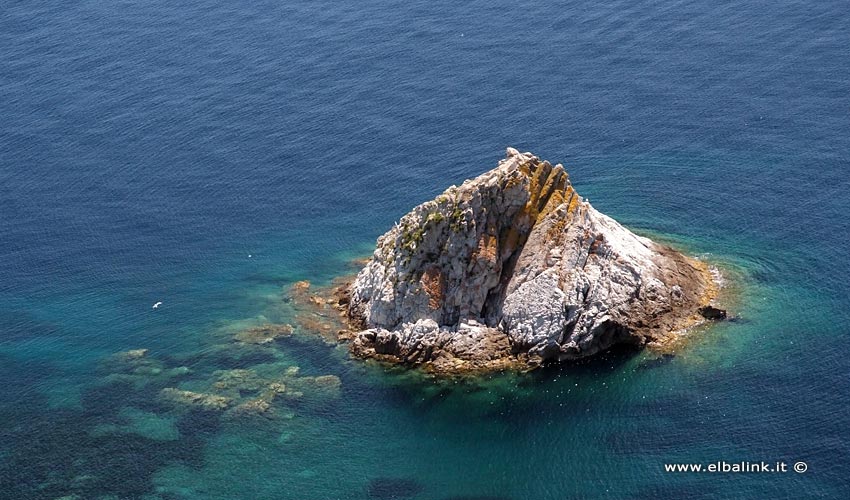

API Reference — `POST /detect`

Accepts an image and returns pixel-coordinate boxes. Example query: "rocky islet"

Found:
[341,149,725,372]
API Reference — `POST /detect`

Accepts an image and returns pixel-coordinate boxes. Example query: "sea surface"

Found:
[1,1,849,498]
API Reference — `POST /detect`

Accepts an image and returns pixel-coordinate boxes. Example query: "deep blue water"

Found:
[1,0,849,498]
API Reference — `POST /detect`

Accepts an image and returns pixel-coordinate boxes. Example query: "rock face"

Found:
[346,149,718,372]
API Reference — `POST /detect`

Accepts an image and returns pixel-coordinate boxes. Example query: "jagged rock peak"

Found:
[345,148,719,373]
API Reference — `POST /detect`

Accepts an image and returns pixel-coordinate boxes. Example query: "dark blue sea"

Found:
[1,1,849,498]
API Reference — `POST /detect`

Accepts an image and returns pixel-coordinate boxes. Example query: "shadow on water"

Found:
[177,407,225,442]
[0,311,64,343]
[275,334,348,377]
[339,343,645,427]
[80,379,163,417]
[530,343,643,382]
[629,481,719,500]
[605,426,710,456]
[164,347,279,371]
[367,477,425,499]
[440,497,513,500]
[0,352,57,403]
[0,351,227,499]
[0,387,205,499]
[242,272,308,287]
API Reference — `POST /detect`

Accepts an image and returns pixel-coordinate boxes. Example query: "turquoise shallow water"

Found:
[2,0,849,498]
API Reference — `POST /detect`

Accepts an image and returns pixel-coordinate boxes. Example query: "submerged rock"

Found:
[636,353,676,371]
[284,374,342,402]
[212,369,267,394]
[226,397,275,419]
[112,349,149,361]
[160,388,233,411]
[102,348,160,374]
[233,323,294,345]
[288,280,350,342]
[346,149,719,372]
[99,348,191,388]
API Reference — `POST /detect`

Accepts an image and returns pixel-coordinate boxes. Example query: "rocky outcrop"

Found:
[233,323,294,345]
[698,305,727,320]
[346,148,720,372]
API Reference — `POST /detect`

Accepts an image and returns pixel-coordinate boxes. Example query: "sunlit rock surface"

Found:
[346,149,719,372]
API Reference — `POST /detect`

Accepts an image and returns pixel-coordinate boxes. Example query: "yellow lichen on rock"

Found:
[420,266,446,311]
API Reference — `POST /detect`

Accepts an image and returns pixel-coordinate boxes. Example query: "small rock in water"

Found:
[113,348,149,361]
[698,305,727,320]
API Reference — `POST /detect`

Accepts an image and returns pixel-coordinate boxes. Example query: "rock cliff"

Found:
[346,148,719,372]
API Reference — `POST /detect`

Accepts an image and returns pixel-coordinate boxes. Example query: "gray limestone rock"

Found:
[346,149,717,372]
